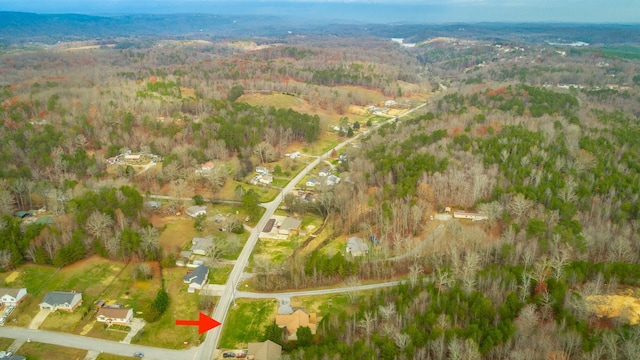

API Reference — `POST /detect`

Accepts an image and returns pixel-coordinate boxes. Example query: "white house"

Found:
[290,151,301,159]
[185,206,207,218]
[183,265,209,293]
[452,210,488,221]
[306,177,319,187]
[256,166,269,175]
[326,174,341,186]
[346,237,369,257]
[319,167,331,177]
[39,291,83,312]
[96,307,134,326]
[0,288,27,307]
[259,174,274,185]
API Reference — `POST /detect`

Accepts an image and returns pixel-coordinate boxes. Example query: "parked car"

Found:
[223,352,236,358]
[236,353,247,358]
[4,306,14,315]
[133,352,144,358]
[0,316,6,324]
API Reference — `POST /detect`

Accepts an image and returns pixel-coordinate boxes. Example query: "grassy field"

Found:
[218,299,278,349]
[133,267,203,349]
[158,217,196,254]
[18,341,87,360]
[301,133,342,156]
[209,265,234,284]
[239,93,305,110]
[216,179,279,203]
[252,237,300,265]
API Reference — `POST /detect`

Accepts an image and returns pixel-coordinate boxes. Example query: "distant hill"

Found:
[1,11,640,46]
[0,11,290,44]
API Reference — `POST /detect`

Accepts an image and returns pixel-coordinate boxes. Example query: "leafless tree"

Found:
[358,311,377,341]
[170,178,190,208]
[344,276,361,304]
[394,332,411,352]
[0,190,15,216]
[85,210,114,240]
[140,226,160,256]
[378,303,397,322]
[408,263,423,288]
[508,193,533,222]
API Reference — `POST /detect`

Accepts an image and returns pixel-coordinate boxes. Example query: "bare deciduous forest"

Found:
[2,17,640,359]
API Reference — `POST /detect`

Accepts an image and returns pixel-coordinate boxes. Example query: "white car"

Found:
[4,306,14,315]
[0,316,6,324]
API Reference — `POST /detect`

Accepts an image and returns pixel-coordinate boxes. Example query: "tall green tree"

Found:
[263,323,284,346]
[296,326,313,347]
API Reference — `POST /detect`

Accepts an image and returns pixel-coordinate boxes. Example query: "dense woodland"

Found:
[2,20,640,359]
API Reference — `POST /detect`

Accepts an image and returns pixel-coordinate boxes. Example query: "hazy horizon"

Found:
[0,0,638,24]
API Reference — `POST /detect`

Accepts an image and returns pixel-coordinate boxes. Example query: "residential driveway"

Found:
[28,309,51,329]
[120,318,145,344]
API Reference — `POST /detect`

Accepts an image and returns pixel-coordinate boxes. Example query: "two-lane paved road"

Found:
[197,100,430,359]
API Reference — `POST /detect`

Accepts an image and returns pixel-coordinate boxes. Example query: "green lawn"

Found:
[0,266,58,296]
[251,238,298,266]
[209,265,233,284]
[132,267,203,349]
[219,299,277,349]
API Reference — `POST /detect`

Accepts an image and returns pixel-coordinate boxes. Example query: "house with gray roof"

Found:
[346,237,369,257]
[39,291,82,312]
[183,265,209,293]
[0,351,26,360]
[279,217,302,235]
[0,288,27,307]
[191,237,214,256]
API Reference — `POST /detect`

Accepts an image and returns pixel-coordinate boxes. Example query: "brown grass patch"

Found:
[158,217,196,254]
[19,341,87,360]
[4,271,19,283]
[180,87,196,98]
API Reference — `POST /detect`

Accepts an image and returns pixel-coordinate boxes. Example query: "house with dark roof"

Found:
[183,265,209,293]
[262,218,276,233]
[0,288,27,307]
[0,351,26,360]
[96,307,134,326]
[39,291,82,312]
[247,340,282,360]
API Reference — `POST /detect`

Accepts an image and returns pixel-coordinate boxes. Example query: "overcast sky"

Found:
[0,0,638,23]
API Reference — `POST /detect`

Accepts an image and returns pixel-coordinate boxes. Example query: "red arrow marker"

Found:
[176,312,221,334]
